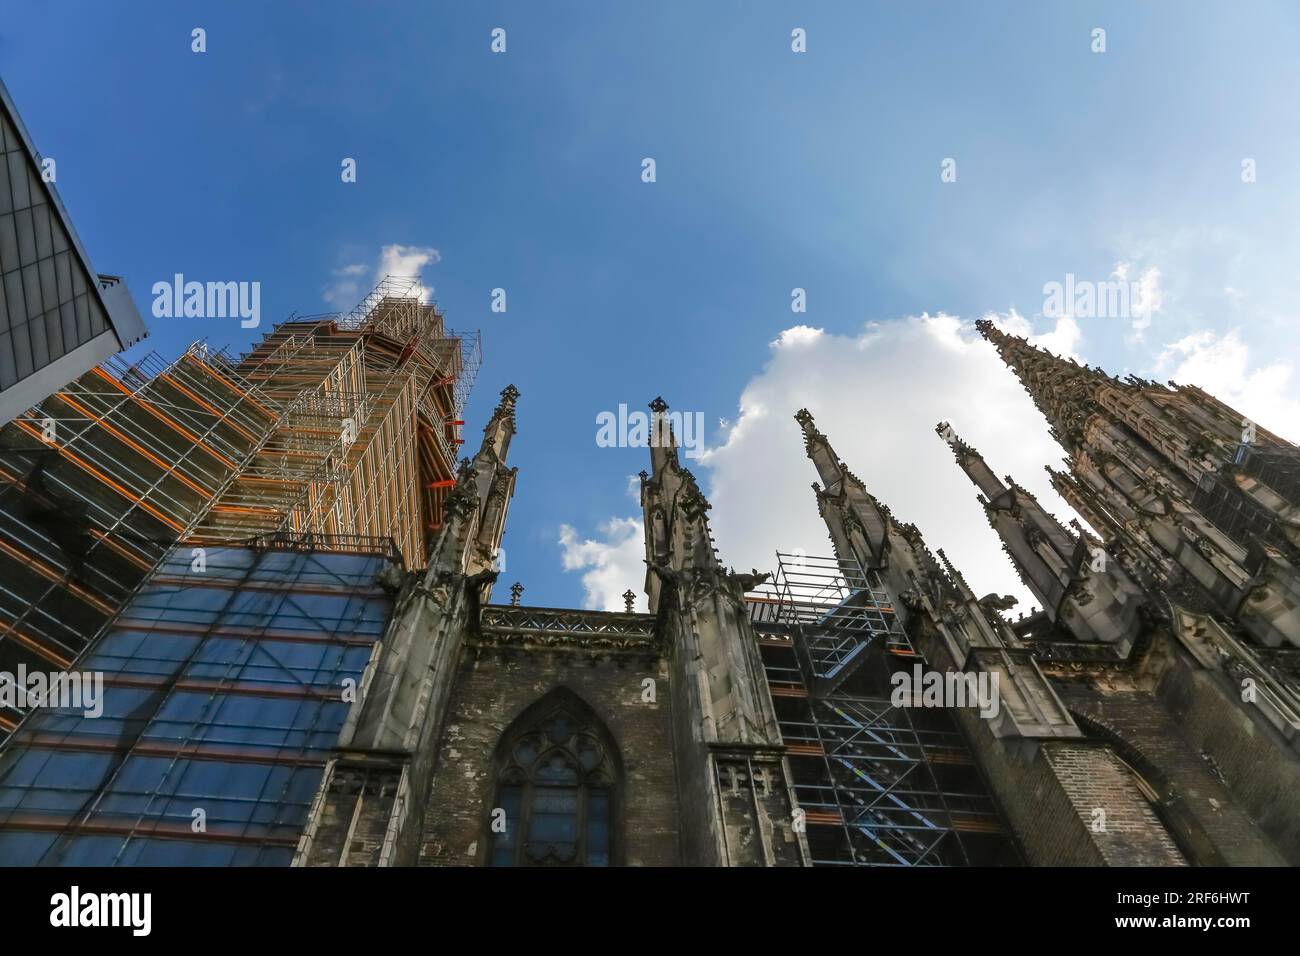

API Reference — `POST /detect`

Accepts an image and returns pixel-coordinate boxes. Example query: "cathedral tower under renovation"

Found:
[0,277,1296,866]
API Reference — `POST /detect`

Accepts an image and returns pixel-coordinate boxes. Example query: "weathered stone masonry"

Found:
[300,317,1300,866]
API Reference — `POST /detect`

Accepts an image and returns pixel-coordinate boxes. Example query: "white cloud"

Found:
[561,310,1298,618]
[695,312,1090,614]
[377,244,441,303]
[1028,313,1083,360]
[770,325,824,349]
[1134,265,1163,318]
[1113,260,1164,344]
[322,263,367,307]
[558,518,648,612]
[322,245,442,309]
[1153,328,1300,442]
[993,307,1033,337]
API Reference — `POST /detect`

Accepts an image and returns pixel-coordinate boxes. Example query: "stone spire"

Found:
[429,384,519,600]
[936,420,1008,500]
[794,408,896,569]
[938,422,1078,564]
[640,396,721,611]
[638,395,792,855]
[478,384,519,462]
[646,395,681,477]
[795,414,1083,743]
[328,382,525,807]
[937,421,1143,653]
[794,407,855,495]
[974,319,1110,453]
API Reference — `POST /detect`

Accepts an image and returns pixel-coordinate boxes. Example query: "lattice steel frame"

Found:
[750,551,1009,867]
[750,551,911,694]
[0,275,479,735]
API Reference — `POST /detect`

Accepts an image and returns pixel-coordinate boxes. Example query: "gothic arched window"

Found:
[487,690,620,867]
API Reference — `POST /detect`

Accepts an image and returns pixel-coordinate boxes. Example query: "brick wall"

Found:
[919,621,1185,866]
[1060,673,1290,865]
[1039,741,1184,865]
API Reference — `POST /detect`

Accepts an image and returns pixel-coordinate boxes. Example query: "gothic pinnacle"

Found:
[478,384,521,459]
[936,421,1007,499]
[973,318,1109,453]
[492,384,520,420]
[793,408,832,458]
[935,420,970,454]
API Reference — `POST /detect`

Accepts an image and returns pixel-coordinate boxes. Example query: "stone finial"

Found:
[509,582,524,606]
[793,408,829,450]
[649,396,669,414]
[487,385,520,427]
[622,589,636,613]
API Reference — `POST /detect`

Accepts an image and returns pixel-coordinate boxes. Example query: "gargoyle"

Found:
[978,593,1018,613]
[465,568,500,634]
[728,568,770,593]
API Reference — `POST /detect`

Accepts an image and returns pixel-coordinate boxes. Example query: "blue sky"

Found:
[3,2,1299,611]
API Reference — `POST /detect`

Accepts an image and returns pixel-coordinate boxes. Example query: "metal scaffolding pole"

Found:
[748,550,1011,866]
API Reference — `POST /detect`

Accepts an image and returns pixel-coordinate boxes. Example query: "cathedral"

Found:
[1,44,1295,870]
[0,279,1296,866]
[303,319,1300,867]
[1,0,1298,884]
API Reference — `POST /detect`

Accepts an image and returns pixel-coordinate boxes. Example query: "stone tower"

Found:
[935,321,1300,864]
[640,398,805,865]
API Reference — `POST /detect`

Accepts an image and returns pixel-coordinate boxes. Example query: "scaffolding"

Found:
[0,537,400,865]
[1236,444,1300,507]
[0,276,479,739]
[748,551,1011,866]
[0,340,276,736]
[191,277,480,566]
[334,274,482,420]
[749,552,911,696]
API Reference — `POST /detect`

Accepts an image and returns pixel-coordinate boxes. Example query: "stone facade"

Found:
[418,633,678,866]
[298,320,1300,866]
